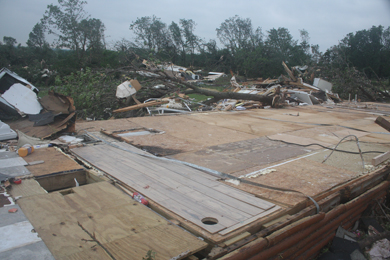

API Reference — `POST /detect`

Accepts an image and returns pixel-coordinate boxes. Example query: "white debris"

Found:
[225,179,240,185]
[247,169,276,178]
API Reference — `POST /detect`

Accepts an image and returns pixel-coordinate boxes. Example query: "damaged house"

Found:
[1,65,390,260]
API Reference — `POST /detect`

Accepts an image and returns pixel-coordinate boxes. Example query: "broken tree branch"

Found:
[113,100,169,113]
[154,70,274,105]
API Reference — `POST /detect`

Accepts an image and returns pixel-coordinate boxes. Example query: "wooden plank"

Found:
[73,144,267,215]
[375,116,390,132]
[77,146,240,232]
[221,232,251,247]
[113,100,169,113]
[18,182,207,260]
[372,151,390,166]
[218,205,282,236]
[213,184,276,210]
[75,144,264,216]
[77,149,230,233]
[262,214,290,228]
[71,144,278,234]
[282,61,296,81]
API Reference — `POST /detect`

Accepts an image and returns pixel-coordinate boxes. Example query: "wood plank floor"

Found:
[18,182,207,260]
[71,143,280,234]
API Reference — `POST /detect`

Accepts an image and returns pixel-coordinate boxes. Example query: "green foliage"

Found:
[130,16,170,53]
[3,36,17,47]
[337,25,390,78]
[41,0,106,66]
[51,68,122,119]
[27,23,48,48]
[142,250,156,260]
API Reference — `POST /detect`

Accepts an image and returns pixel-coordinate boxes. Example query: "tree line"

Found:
[1,0,389,101]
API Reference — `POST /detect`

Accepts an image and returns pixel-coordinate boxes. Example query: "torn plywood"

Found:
[7,112,76,139]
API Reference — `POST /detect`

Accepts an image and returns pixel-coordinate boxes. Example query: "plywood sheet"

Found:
[171,137,311,174]
[185,112,311,137]
[9,179,47,198]
[18,181,207,260]
[7,112,75,139]
[23,147,84,177]
[267,133,332,149]
[231,158,359,206]
[71,144,279,234]
[127,115,259,147]
[109,131,204,156]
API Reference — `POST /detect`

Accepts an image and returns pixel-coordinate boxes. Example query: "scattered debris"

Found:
[225,179,240,185]
[0,120,17,141]
[246,169,276,178]
[368,239,390,260]
[116,79,143,98]
[8,208,18,213]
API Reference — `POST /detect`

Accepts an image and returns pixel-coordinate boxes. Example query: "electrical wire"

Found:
[322,135,365,173]
[252,115,390,135]
[266,136,385,155]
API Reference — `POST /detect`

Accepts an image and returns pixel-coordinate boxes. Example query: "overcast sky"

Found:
[1,0,389,52]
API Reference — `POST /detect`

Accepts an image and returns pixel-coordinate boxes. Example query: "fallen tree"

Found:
[140,68,276,105]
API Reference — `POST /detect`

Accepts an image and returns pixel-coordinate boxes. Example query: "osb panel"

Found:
[76,118,142,132]
[127,115,259,146]
[9,179,47,198]
[23,147,84,177]
[307,142,390,173]
[18,182,207,260]
[229,158,358,207]
[248,106,367,125]
[114,132,204,156]
[267,133,332,150]
[185,112,310,137]
[171,137,310,174]
[285,126,369,146]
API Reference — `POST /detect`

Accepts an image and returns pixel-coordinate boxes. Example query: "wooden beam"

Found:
[113,100,169,113]
[282,61,296,81]
[372,152,390,166]
[375,116,390,132]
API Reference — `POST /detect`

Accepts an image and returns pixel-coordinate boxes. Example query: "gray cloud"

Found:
[1,0,389,52]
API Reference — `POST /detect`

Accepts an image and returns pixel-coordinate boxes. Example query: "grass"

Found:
[187,93,213,102]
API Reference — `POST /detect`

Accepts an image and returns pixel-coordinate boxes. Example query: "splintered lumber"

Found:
[284,80,319,91]
[375,116,390,132]
[113,100,169,113]
[282,61,296,81]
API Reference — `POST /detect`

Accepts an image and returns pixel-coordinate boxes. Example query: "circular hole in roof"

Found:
[201,217,218,225]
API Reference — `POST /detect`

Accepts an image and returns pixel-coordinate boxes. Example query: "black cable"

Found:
[266,136,384,155]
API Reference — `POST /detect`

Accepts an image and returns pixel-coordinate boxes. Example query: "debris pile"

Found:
[0,68,76,139]
[112,61,342,115]
[212,62,341,111]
